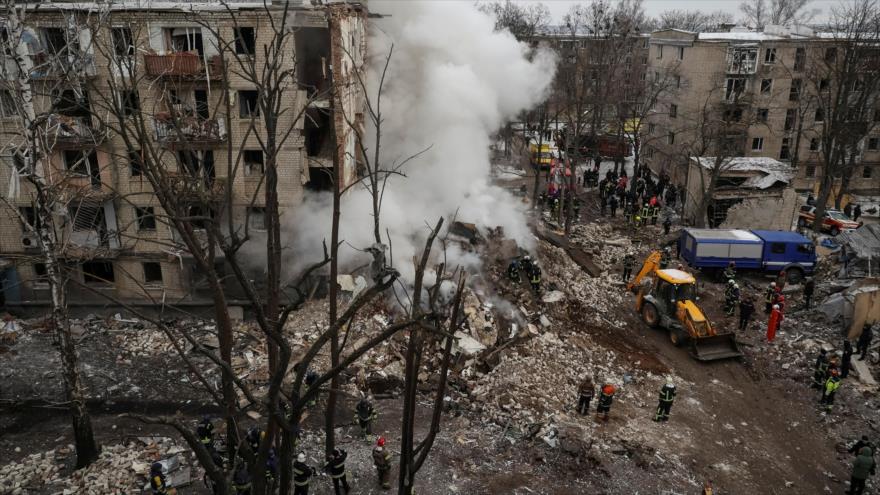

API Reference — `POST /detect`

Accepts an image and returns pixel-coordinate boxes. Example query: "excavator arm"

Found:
[626,251,661,291]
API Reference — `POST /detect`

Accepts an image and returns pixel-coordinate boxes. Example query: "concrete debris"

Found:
[541,290,566,303]
[0,438,192,495]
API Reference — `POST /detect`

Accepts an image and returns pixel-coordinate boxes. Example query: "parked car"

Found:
[797,205,860,236]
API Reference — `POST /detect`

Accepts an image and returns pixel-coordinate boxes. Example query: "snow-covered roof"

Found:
[698,32,786,41]
[692,156,794,189]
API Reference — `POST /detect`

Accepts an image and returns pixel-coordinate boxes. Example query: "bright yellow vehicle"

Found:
[627,251,742,361]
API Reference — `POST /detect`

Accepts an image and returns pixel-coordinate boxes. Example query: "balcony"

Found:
[29,52,97,79]
[143,53,224,80]
[165,172,227,202]
[154,115,227,148]
[47,115,107,149]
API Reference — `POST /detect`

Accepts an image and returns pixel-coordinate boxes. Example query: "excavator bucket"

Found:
[690,334,743,361]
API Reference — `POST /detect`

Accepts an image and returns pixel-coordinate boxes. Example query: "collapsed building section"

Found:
[683,156,798,229]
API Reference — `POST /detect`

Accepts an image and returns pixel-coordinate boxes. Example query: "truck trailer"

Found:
[678,229,816,283]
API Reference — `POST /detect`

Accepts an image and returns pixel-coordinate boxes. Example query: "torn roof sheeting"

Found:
[839,223,880,259]
[693,156,794,189]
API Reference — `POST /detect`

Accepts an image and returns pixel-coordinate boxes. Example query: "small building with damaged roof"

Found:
[683,156,798,230]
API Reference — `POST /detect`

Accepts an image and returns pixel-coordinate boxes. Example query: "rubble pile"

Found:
[0,438,192,495]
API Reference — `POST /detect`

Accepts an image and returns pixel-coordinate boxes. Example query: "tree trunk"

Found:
[326,86,342,458]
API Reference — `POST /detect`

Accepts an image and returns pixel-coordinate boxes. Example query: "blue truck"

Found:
[678,229,816,283]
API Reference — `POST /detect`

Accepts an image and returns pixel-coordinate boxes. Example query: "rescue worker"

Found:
[507,258,520,283]
[233,464,252,495]
[150,462,169,495]
[529,263,542,294]
[849,435,875,456]
[372,437,393,490]
[819,368,841,412]
[723,280,739,317]
[246,426,264,454]
[659,248,671,270]
[841,340,854,379]
[812,349,830,389]
[519,255,533,275]
[767,304,781,342]
[848,446,876,495]
[304,369,319,406]
[722,261,736,283]
[738,296,755,331]
[266,448,279,488]
[596,383,616,421]
[803,277,815,310]
[573,197,582,221]
[662,216,672,235]
[640,203,651,227]
[293,452,316,495]
[651,203,661,225]
[609,195,619,217]
[653,377,676,422]
[197,416,214,449]
[857,323,873,361]
[622,253,635,282]
[324,448,350,495]
[764,282,777,313]
[577,376,595,416]
[355,397,377,439]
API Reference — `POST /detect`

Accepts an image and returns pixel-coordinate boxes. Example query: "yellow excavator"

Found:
[626,251,742,361]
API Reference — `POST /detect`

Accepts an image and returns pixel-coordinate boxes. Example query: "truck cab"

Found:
[751,230,816,283]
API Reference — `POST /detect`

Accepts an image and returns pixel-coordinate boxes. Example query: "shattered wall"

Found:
[719,188,799,231]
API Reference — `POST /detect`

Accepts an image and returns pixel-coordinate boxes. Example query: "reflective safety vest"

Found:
[824,376,841,395]
[293,462,313,486]
[326,451,347,479]
[658,385,676,403]
[151,474,168,495]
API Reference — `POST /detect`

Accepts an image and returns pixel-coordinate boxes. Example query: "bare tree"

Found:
[655,10,735,32]
[806,0,880,231]
[740,0,820,30]
[479,0,552,41]
[0,1,100,468]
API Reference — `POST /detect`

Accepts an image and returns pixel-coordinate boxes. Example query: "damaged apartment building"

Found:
[0,0,367,308]
[644,25,880,208]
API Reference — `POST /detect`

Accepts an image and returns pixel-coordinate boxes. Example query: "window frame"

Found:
[135,206,156,231]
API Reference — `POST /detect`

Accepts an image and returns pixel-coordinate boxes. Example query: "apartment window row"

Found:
[30,261,163,286]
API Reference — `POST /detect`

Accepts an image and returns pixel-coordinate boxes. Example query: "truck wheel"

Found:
[831,227,840,236]
[642,303,660,328]
[669,328,687,347]
[786,267,804,284]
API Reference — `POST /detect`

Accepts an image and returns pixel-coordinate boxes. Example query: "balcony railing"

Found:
[154,116,227,147]
[166,172,227,202]
[143,53,223,80]
[47,115,107,148]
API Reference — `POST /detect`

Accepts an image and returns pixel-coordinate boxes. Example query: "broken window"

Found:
[42,27,70,55]
[727,46,757,74]
[789,79,801,102]
[239,90,259,118]
[819,79,830,91]
[69,203,104,232]
[112,27,135,58]
[166,27,204,56]
[135,206,156,231]
[304,167,332,191]
[143,262,163,284]
[757,108,769,122]
[764,48,776,64]
[120,90,140,116]
[809,138,819,151]
[235,27,256,55]
[33,263,48,285]
[794,47,806,71]
[751,137,764,151]
[19,206,39,230]
[784,109,797,131]
[304,108,331,157]
[187,205,213,229]
[82,261,115,284]
[825,47,837,63]
[724,107,743,122]
[128,150,143,177]
[0,90,15,117]
[243,149,264,175]
[63,150,101,186]
[54,89,90,117]
[805,165,816,177]
[864,166,874,178]
[760,79,772,95]
[869,137,879,150]
[725,77,746,101]
[815,108,824,122]
[178,150,215,180]
[295,27,331,96]
[247,207,266,230]
[780,138,791,160]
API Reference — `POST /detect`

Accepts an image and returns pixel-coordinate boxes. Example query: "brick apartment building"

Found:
[643,25,880,212]
[0,0,367,307]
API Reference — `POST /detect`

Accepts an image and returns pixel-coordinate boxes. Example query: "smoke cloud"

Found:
[288,1,556,280]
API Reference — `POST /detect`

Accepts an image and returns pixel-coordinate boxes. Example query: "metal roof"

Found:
[752,230,812,244]
[685,229,762,243]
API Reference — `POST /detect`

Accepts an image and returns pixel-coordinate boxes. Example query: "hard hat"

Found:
[773,304,780,310]
[770,282,776,287]
[665,376,675,387]
[602,384,616,394]
[733,283,739,289]
[728,279,735,285]
[377,437,386,447]
[150,462,163,474]
[297,452,306,463]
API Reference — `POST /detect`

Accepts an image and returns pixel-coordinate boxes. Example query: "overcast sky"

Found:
[518,0,839,24]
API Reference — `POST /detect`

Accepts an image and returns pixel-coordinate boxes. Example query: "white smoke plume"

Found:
[288,1,556,280]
